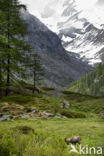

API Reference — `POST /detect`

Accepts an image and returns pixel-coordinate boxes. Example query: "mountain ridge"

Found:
[21,10,93,87]
[57,1,104,66]
[38,0,104,66]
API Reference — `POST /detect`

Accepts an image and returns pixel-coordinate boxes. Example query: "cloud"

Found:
[41,6,55,18]
[97,0,104,6]
[76,0,97,11]
[20,0,51,16]
[20,0,104,32]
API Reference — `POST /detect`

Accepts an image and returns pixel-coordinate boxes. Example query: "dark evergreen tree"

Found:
[69,63,104,96]
[0,0,31,95]
[0,9,7,97]
[27,53,44,93]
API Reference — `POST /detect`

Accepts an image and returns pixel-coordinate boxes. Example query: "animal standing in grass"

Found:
[65,136,81,145]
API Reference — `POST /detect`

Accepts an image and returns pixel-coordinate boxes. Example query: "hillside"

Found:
[21,10,92,88]
[68,63,104,96]
[37,0,104,66]
[0,89,104,116]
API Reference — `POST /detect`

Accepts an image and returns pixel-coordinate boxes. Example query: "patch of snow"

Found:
[66,40,104,65]
[62,35,73,42]
[89,59,102,66]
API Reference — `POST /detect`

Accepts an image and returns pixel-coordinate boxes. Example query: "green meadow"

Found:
[0,91,104,156]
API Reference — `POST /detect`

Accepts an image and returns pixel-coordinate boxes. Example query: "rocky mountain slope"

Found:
[39,0,104,66]
[68,63,104,96]
[58,0,104,66]
[21,10,92,87]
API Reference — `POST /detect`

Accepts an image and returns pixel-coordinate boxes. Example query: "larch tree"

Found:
[0,0,32,96]
[28,53,44,93]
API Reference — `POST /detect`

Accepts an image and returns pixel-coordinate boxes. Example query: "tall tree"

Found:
[0,10,7,97]
[0,0,31,95]
[28,53,44,93]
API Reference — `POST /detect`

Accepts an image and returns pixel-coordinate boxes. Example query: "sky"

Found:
[20,0,104,32]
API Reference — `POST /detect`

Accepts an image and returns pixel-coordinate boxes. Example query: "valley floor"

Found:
[0,91,104,156]
[0,117,104,156]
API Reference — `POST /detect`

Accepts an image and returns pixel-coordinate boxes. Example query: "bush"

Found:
[0,127,68,156]
[13,126,35,134]
[60,110,86,118]
[0,130,17,156]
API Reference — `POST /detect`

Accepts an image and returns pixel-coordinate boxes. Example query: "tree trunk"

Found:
[0,64,2,98]
[6,57,10,96]
[33,71,36,93]
[6,6,10,96]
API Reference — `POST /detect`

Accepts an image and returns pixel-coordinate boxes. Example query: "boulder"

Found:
[31,110,39,114]
[2,102,9,106]
[101,112,104,118]
[15,105,24,110]
[21,114,30,118]
[55,113,62,118]
[44,112,55,117]
[1,105,10,112]
[38,112,55,118]
[13,115,20,119]
[61,100,70,109]
[0,115,14,121]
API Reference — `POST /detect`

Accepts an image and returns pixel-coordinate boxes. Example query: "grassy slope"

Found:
[63,91,104,114]
[0,93,64,115]
[67,63,104,96]
[0,91,104,115]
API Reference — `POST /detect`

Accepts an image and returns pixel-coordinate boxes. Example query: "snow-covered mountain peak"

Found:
[43,0,104,66]
[34,0,104,32]
[21,0,104,66]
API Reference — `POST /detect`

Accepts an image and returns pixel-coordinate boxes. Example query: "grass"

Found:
[0,94,64,114]
[1,91,104,116]
[63,91,104,114]
[60,109,86,118]
[0,118,103,156]
[0,91,104,155]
